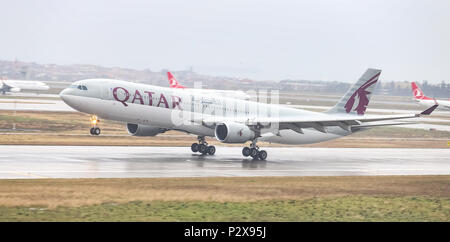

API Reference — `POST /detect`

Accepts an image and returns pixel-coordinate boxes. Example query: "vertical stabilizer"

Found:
[167,72,186,89]
[326,68,381,115]
[411,82,432,100]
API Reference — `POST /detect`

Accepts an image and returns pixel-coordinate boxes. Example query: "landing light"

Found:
[90,115,99,125]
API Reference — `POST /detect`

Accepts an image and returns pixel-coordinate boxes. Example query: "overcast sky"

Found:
[1,0,449,82]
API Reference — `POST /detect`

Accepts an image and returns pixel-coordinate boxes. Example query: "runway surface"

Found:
[0,146,449,179]
[0,98,75,112]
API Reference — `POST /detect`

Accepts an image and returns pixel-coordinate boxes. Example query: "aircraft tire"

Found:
[258,150,267,160]
[242,147,251,157]
[198,144,207,154]
[191,143,199,152]
[250,148,258,157]
[207,146,216,155]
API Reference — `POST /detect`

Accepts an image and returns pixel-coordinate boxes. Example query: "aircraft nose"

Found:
[59,88,73,103]
[59,87,85,112]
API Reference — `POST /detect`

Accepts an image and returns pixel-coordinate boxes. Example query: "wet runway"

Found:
[0,98,75,112]
[0,146,449,179]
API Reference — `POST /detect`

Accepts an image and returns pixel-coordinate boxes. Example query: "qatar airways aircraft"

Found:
[59,69,437,160]
[0,80,50,94]
[167,72,250,99]
[411,82,449,110]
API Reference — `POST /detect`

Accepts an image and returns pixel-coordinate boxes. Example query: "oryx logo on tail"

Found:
[344,72,380,115]
[326,68,381,116]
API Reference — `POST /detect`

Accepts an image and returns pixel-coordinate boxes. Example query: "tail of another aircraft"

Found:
[326,68,381,115]
[411,82,432,100]
[167,72,186,89]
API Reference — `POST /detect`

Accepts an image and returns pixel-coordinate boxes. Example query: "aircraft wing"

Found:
[198,105,438,133]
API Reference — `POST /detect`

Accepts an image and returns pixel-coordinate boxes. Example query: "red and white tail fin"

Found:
[411,82,432,100]
[167,72,186,89]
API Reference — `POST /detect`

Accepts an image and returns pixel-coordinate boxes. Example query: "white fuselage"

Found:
[415,98,450,110]
[0,80,50,93]
[185,88,250,100]
[60,79,351,145]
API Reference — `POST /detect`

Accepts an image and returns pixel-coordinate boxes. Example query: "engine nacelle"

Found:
[126,123,166,136]
[215,122,255,143]
[10,87,21,92]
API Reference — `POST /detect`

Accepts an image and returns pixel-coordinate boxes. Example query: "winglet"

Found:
[418,104,438,116]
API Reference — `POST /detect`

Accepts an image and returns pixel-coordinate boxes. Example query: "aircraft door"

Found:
[101,85,111,100]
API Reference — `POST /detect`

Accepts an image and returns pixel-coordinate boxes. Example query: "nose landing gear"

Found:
[89,115,101,135]
[242,139,267,160]
[191,136,216,155]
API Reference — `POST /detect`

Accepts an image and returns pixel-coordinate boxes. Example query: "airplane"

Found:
[59,68,437,160]
[167,71,250,99]
[0,79,50,94]
[411,82,450,110]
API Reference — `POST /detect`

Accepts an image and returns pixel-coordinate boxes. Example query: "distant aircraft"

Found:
[411,82,449,110]
[167,72,186,89]
[167,72,250,99]
[0,79,50,94]
[59,68,437,160]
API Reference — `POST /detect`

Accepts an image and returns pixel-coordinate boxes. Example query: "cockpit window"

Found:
[68,84,87,90]
[71,85,88,90]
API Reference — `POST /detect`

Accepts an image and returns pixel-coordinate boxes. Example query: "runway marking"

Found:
[7,171,51,179]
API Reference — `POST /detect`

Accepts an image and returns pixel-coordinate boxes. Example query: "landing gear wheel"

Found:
[89,115,100,135]
[251,151,260,160]
[250,148,258,157]
[243,139,267,160]
[192,136,214,155]
[198,144,207,154]
[207,146,216,155]
[258,150,267,160]
[191,143,199,152]
[242,147,251,157]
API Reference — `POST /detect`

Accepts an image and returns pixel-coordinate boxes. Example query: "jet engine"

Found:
[214,122,255,143]
[10,87,21,92]
[126,123,167,136]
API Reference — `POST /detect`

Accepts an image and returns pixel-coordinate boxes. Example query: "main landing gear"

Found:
[242,139,267,160]
[191,136,216,155]
[89,115,101,136]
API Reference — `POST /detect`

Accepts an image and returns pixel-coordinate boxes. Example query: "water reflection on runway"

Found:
[0,146,449,179]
